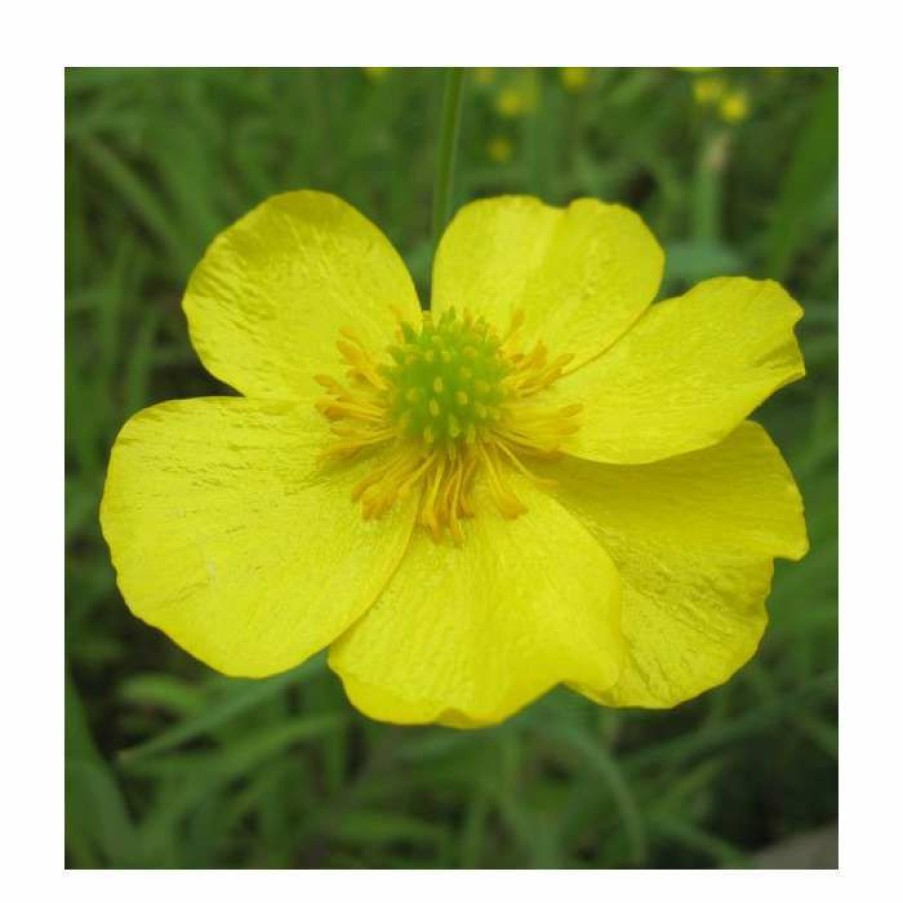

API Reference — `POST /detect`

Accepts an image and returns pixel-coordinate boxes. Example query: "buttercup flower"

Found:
[101,191,808,727]
[692,75,728,106]
[691,74,752,126]
[362,67,390,83]
[486,135,514,164]
[560,67,592,93]
[719,90,750,124]
[494,74,539,119]
[471,67,496,87]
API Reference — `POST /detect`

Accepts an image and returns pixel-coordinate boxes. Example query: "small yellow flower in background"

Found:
[472,67,496,86]
[495,87,528,117]
[490,71,540,119]
[102,191,808,727]
[560,67,591,93]
[691,74,752,125]
[719,89,750,124]
[486,135,514,163]
[692,75,728,106]
[363,67,390,83]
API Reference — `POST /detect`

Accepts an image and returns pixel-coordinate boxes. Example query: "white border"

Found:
[8,0,898,893]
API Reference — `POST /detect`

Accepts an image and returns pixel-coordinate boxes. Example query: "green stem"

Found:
[692,129,728,243]
[431,68,465,258]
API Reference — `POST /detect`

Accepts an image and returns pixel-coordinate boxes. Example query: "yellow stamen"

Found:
[314,306,582,542]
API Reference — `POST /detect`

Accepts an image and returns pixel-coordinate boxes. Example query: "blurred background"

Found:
[65,67,838,869]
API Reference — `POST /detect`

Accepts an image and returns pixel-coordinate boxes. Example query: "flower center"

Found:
[316,307,581,542]
[387,311,509,447]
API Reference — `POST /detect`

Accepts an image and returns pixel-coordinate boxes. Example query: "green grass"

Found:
[65,67,837,868]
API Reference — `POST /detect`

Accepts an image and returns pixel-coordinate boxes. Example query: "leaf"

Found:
[119,672,206,719]
[766,72,838,279]
[118,653,326,763]
[138,714,348,851]
[663,239,745,290]
[65,673,139,866]
[75,136,191,271]
[650,814,748,867]
[539,721,648,865]
[327,810,448,848]
[626,671,838,772]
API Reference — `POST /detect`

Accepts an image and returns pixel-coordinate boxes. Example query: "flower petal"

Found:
[100,398,417,677]
[183,191,421,400]
[560,277,805,464]
[431,196,664,370]
[329,476,624,727]
[542,421,808,708]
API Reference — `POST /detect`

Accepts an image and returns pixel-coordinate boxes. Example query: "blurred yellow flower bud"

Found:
[560,67,591,93]
[363,67,390,83]
[496,86,530,118]
[486,136,514,163]
[692,75,727,106]
[719,90,750,124]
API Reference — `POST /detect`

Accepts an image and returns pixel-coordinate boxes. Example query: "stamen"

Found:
[315,305,581,541]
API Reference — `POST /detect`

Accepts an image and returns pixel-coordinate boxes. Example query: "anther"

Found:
[318,304,581,540]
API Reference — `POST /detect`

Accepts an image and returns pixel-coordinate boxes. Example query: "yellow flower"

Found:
[495,85,533,118]
[101,192,808,727]
[363,67,390,82]
[692,75,727,106]
[472,67,496,86]
[719,89,750,124]
[560,67,591,93]
[486,135,514,163]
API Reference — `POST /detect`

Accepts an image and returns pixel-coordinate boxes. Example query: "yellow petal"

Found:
[561,277,805,464]
[183,191,421,400]
[541,422,808,708]
[431,196,664,370]
[100,398,416,677]
[329,476,624,727]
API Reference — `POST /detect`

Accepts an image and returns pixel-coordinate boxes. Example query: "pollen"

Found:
[316,307,581,542]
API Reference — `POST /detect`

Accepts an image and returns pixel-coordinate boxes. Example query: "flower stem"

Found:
[431,68,465,257]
